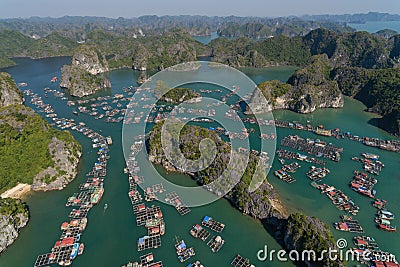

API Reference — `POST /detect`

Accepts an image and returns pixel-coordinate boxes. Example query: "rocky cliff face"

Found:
[31,137,82,191]
[283,214,345,267]
[248,55,344,115]
[0,72,23,107]
[60,45,111,97]
[0,104,82,192]
[131,30,199,71]
[0,199,29,254]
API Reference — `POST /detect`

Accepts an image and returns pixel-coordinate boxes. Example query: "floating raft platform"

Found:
[60,227,82,240]
[207,235,224,253]
[202,216,225,232]
[276,148,325,165]
[129,188,143,205]
[307,166,330,181]
[137,235,162,251]
[176,206,191,216]
[231,254,253,267]
[139,252,163,266]
[187,261,203,267]
[129,174,144,185]
[136,206,163,226]
[133,203,146,214]
[335,216,364,233]
[66,190,93,207]
[281,135,342,162]
[274,169,296,184]
[281,162,301,173]
[122,252,164,267]
[34,253,52,267]
[190,224,210,241]
[34,244,74,267]
[79,177,103,190]
[175,239,195,263]
[68,207,90,219]
[165,192,191,215]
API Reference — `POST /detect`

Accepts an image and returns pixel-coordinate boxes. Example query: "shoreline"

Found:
[0,183,31,199]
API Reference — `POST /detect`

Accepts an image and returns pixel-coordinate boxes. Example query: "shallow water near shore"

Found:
[0,58,399,266]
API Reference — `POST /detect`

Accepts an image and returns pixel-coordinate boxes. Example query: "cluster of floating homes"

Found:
[280,135,343,162]
[334,215,364,233]
[124,143,166,252]
[306,166,330,181]
[125,136,206,266]
[372,199,397,233]
[265,120,400,153]
[273,162,300,183]
[122,253,163,267]
[175,239,196,263]
[165,192,191,216]
[352,152,385,175]
[276,148,325,165]
[350,171,377,198]
[352,236,400,267]
[188,216,226,255]
[314,184,360,215]
[25,91,110,266]
[230,255,255,267]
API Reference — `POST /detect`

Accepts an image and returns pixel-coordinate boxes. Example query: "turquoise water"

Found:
[0,58,399,267]
[349,21,400,33]
[0,59,294,267]
[193,32,219,44]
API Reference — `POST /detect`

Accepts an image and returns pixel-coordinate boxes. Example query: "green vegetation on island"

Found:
[0,198,28,218]
[284,213,342,267]
[217,19,354,39]
[60,44,111,97]
[0,72,23,107]
[332,67,400,134]
[250,55,344,114]
[0,197,29,253]
[160,88,200,104]
[0,28,206,70]
[0,104,82,192]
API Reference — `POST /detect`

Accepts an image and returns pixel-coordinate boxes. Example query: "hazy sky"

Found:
[1,0,400,18]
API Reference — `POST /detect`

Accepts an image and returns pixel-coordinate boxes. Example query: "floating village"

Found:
[19,77,400,267]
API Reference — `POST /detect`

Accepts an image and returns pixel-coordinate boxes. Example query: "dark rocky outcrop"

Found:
[31,136,82,191]
[0,72,23,107]
[283,214,345,267]
[332,66,400,135]
[248,55,344,114]
[131,30,199,71]
[60,44,111,97]
[0,199,29,254]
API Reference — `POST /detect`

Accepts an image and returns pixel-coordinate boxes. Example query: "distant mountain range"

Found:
[1,12,399,34]
[0,14,353,38]
[302,12,400,23]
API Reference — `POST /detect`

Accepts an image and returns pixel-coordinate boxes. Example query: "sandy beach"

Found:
[1,183,31,199]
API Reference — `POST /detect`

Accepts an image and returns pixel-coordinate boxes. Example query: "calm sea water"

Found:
[348,21,400,33]
[193,32,219,44]
[0,58,399,267]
